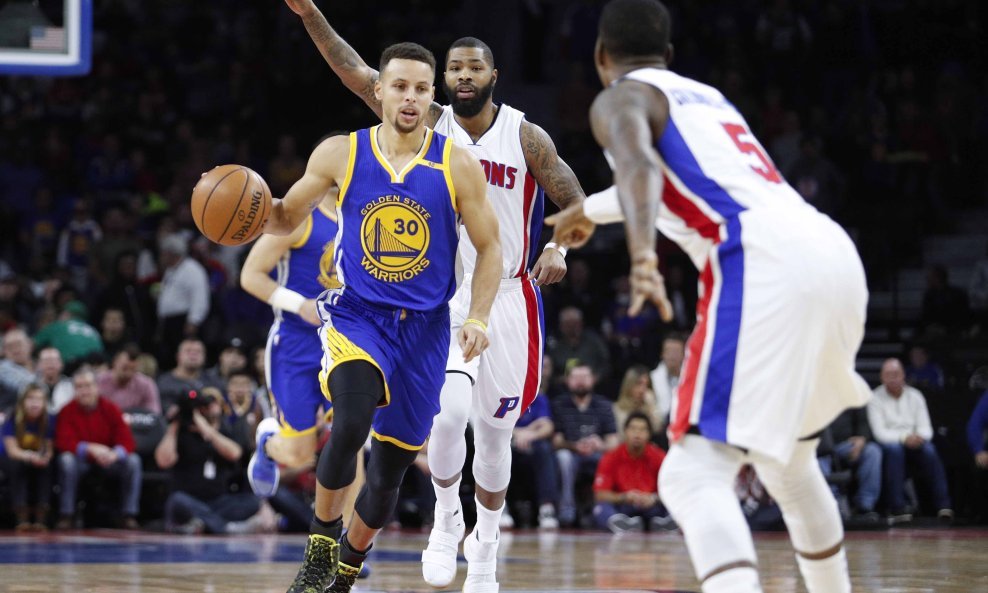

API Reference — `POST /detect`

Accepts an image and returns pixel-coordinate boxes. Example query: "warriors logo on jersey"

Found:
[359,195,432,282]
[318,240,340,289]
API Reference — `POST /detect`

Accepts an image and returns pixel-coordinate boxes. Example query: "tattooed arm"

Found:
[589,81,673,320]
[520,121,587,285]
[285,0,444,126]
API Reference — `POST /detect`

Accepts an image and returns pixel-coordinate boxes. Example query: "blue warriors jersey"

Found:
[333,126,459,311]
[275,205,340,328]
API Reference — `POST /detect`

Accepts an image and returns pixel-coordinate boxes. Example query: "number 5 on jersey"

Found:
[722,122,782,183]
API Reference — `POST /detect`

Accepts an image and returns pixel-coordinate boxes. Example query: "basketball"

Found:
[191,164,272,246]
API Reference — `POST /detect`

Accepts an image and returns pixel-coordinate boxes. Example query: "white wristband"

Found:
[268,286,306,314]
[544,242,568,257]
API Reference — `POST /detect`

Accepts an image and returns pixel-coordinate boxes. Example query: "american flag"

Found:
[29,26,66,52]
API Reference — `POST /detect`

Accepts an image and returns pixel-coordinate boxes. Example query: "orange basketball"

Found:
[191,164,272,246]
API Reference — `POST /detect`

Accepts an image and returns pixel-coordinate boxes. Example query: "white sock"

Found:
[702,567,762,593]
[434,477,461,513]
[796,548,851,593]
[474,496,502,543]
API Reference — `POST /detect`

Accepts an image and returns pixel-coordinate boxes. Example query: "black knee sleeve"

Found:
[354,439,418,529]
[316,361,384,491]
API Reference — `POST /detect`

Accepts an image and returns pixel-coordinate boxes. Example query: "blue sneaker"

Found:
[358,563,371,579]
[248,417,280,497]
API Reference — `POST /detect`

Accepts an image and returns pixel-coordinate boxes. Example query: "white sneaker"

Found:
[463,528,499,593]
[421,502,465,587]
[538,504,559,530]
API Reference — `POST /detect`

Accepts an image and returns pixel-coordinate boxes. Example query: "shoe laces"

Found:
[292,536,338,592]
[326,562,360,592]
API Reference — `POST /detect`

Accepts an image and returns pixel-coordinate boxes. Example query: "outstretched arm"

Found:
[589,82,672,320]
[264,135,349,236]
[452,145,502,363]
[520,121,588,286]
[285,0,383,117]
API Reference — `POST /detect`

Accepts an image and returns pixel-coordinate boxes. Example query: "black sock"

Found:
[339,533,372,567]
[310,515,343,540]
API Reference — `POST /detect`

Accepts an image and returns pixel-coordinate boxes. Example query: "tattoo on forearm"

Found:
[522,123,584,208]
[302,11,380,106]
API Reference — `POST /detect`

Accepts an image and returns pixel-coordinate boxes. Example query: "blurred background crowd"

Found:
[0,0,987,534]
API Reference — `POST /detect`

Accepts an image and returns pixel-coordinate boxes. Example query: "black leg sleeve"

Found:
[316,360,384,491]
[354,439,419,529]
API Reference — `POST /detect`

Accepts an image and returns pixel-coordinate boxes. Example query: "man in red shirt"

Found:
[55,367,142,529]
[592,411,670,532]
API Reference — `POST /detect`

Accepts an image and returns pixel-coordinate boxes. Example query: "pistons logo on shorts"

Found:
[493,396,520,418]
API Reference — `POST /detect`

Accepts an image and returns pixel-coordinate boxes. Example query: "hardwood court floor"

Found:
[1,528,986,593]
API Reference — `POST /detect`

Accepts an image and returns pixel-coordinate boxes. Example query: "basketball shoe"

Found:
[286,534,339,593]
[421,500,466,587]
[326,561,361,593]
[248,417,280,497]
[463,528,499,593]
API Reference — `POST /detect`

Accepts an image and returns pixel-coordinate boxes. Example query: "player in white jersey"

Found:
[283,2,589,591]
[548,1,869,592]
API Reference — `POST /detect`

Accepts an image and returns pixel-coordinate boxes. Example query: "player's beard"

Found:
[444,79,495,117]
[393,112,420,134]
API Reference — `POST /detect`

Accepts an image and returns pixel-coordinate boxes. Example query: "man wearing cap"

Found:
[156,234,210,369]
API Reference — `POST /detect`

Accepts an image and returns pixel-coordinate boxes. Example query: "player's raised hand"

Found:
[458,321,490,363]
[544,203,596,249]
[531,247,567,286]
[284,0,317,16]
[629,251,673,321]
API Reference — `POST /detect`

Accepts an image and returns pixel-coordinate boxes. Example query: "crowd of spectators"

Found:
[0,0,987,533]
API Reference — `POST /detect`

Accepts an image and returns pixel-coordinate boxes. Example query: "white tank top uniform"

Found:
[433,104,546,426]
[591,68,871,463]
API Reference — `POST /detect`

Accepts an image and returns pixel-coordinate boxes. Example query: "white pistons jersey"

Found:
[617,68,814,271]
[434,103,544,279]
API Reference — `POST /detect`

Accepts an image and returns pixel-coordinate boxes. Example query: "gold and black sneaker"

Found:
[326,561,361,593]
[286,534,339,593]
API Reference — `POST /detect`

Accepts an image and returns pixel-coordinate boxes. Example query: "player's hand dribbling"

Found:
[283,0,317,16]
[458,323,489,363]
[531,247,566,286]
[629,251,673,321]
[299,298,321,326]
[544,203,596,249]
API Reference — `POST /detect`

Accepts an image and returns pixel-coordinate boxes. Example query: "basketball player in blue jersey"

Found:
[283,3,600,590]
[260,43,502,593]
[549,2,868,592]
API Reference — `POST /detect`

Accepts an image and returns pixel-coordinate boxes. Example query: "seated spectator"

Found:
[54,368,142,529]
[817,407,882,521]
[552,363,618,527]
[1,384,55,530]
[33,301,104,367]
[508,380,558,529]
[649,334,685,427]
[612,365,662,437]
[93,251,156,349]
[222,370,267,446]
[547,307,611,384]
[203,337,248,387]
[35,346,73,412]
[97,344,162,415]
[155,389,268,535]
[904,345,945,393]
[1,328,36,411]
[155,235,210,368]
[592,412,668,533]
[967,387,988,524]
[868,358,953,522]
[156,338,218,413]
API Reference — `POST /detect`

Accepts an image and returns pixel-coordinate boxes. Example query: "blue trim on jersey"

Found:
[526,186,546,272]
[534,279,546,346]
[657,118,746,219]
[697,216,744,442]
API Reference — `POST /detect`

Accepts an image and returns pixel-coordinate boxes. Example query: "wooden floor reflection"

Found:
[1,527,985,592]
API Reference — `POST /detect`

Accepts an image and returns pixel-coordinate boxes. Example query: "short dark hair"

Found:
[116,343,142,362]
[598,0,671,60]
[446,37,494,68]
[380,42,436,74]
[624,410,653,433]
